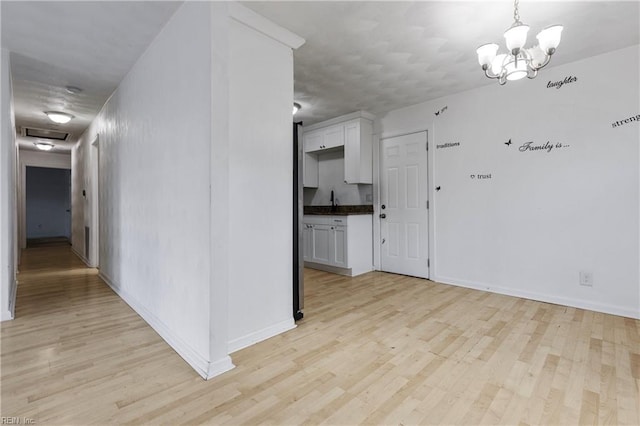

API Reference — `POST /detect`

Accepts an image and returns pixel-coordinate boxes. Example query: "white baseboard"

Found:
[71,246,91,267]
[207,356,235,380]
[229,318,296,353]
[434,274,640,320]
[1,308,14,321]
[98,271,235,379]
[2,278,17,321]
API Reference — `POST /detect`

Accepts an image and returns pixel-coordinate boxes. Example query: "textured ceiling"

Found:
[2,1,639,153]
[1,1,182,152]
[243,1,640,125]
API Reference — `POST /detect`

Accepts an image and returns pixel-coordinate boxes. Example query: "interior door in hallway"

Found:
[380,131,429,278]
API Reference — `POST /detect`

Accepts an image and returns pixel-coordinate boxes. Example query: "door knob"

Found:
[379,213,386,219]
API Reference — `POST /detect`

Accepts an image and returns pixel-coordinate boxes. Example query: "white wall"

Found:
[0,48,17,321]
[377,45,640,319]
[303,150,373,206]
[226,16,297,351]
[71,2,303,377]
[73,2,226,378]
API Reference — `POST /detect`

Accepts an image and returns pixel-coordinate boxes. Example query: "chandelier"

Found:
[476,0,563,85]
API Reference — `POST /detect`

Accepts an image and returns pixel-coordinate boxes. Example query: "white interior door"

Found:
[380,131,429,278]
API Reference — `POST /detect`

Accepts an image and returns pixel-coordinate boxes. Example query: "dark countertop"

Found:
[304,205,373,216]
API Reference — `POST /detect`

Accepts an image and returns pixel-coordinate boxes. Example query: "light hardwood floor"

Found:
[1,245,639,425]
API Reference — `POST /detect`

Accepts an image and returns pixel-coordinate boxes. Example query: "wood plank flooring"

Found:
[1,245,639,425]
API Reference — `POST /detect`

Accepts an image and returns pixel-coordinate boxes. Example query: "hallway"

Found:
[1,246,639,424]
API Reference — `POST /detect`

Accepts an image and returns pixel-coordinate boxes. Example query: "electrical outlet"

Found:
[579,271,593,287]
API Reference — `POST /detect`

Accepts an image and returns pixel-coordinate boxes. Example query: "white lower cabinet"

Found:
[302,223,313,262]
[311,224,331,264]
[302,214,373,276]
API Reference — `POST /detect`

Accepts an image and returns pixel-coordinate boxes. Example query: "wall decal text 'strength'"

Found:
[519,141,570,153]
[436,142,460,149]
[547,76,577,89]
[611,114,640,128]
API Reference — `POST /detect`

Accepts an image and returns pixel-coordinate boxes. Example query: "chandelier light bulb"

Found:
[537,25,563,53]
[504,24,529,52]
[476,0,562,85]
[476,43,499,67]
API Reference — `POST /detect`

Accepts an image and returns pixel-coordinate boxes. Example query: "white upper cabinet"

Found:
[303,124,344,153]
[302,111,374,187]
[343,118,373,184]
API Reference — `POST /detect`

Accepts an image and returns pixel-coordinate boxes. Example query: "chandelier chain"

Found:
[513,0,522,25]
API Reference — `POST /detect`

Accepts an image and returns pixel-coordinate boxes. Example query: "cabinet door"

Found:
[344,121,360,184]
[304,130,324,152]
[344,119,373,184]
[331,225,348,267]
[311,225,331,264]
[303,152,318,188]
[302,225,313,261]
[323,125,344,150]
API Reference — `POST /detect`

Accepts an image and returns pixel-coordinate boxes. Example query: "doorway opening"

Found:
[25,166,71,248]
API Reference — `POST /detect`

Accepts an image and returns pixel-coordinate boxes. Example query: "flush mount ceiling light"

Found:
[65,85,83,94]
[476,0,563,85]
[44,111,74,124]
[34,141,54,151]
[292,102,301,115]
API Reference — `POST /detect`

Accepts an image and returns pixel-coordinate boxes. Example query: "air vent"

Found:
[21,127,69,141]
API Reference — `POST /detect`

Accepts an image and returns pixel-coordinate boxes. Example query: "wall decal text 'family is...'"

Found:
[519,141,570,153]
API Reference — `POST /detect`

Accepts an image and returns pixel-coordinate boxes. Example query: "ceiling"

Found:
[244,1,640,125]
[2,1,639,153]
[1,1,182,152]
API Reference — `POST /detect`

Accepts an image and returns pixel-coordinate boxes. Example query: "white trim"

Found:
[377,126,430,141]
[304,261,353,277]
[1,309,13,321]
[71,245,90,267]
[372,132,381,269]
[206,355,235,380]
[1,278,17,321]
[228,3,305,49]
[228,318,296,353]
[99,271,235,379]
[434,275,640,320]
[303,111,376,133]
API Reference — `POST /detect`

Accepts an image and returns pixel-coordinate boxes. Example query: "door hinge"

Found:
[426,200,429,209]
[427,258,430,268]
[426,142,429,151]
